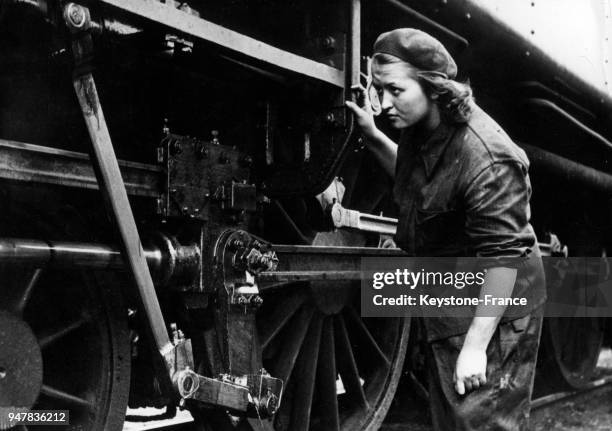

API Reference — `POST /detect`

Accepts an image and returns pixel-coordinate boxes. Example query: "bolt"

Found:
[65,3,87,28]
[465,12,471,19]
[170,141,182,156]
[252,296,264,306]
[0,367,5,379]
[322,36,337,50]
[196,146,208,159]
[211,130,220,145]
[230,239,245,250]
[325,112,336,124]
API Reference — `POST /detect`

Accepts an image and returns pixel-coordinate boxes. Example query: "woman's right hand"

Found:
[345,85,378,140]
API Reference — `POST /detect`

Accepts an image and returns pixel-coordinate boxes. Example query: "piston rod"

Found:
[0,237,200,286]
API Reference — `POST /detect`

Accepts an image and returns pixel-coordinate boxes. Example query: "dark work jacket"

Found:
[393,105,546,341]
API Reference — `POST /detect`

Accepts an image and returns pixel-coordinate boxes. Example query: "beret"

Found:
[373,28,457,79]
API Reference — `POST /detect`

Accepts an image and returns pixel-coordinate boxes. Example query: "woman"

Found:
[346,28,546,431]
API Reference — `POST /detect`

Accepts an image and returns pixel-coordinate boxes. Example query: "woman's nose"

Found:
[380,91,393,111]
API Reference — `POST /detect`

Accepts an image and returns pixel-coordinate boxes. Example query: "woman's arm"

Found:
[454,266,517,395]
[454,161,534,395]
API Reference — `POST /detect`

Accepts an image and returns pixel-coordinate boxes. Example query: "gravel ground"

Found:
[382,349,612,431]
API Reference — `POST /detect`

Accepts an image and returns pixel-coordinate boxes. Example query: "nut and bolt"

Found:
[252,296,264,306]
[321,36,337,50]
[65,3,87,28]
[325,112,336,124]
[237,296,249,305]
[170,141,183,156]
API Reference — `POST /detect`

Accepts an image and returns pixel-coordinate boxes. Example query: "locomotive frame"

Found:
[0,1,611,430]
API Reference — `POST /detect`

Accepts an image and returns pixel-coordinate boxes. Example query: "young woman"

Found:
[346,28,546,430]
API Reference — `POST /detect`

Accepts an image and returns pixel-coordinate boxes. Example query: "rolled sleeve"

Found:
[464,161,535,267]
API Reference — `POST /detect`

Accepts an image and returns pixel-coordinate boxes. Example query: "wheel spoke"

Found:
[345,307,390,366]
[15,268,43,316]
[38,316,88,349]
[335,314,369,410]
[40,384,93,410]
[290,313,323,431]
[273,306,315,385]
[260,291,307,349]
[316,317,340,431]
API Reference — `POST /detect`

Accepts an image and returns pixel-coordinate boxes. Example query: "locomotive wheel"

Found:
[0,267,131,431]
[0,195,131,431]
[536,259,605,391]
[258,282,409,431]
[537,317,604,391]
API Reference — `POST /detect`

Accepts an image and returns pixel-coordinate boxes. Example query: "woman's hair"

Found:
[371,53,474,123]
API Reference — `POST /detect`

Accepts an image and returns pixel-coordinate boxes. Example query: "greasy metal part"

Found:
[66,6,174,367]
[257,243,404,290]
[159,133,252,219]
[526,98,612,152]
[10,0,48,13]
[175,369,251,413]
[348,0,361,89]
[0,139,161,197]
[521,143,612,194]
[96,0,344,87]
[381,0,469,49]
[257,270,362,286]
[0,237,201,287]
[330,202,398,235]
[214,230,278,305]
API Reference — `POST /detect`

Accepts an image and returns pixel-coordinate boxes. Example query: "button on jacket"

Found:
[393,105,546,341]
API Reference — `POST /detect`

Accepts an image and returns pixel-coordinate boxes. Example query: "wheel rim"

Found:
[0,196,130,431]
[537,259,605,390]
[544,317,604,388]
[0,267,130,431]
[259,281,409,431]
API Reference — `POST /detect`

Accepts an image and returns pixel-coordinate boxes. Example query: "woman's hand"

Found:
[454,346,487,395]
[345,85,378,140]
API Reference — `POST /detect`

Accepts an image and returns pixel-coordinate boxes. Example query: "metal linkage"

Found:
[330,202,398,235]
[95,0,344,87]
[0,139,161,197]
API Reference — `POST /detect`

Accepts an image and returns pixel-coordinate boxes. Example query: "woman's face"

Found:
[371,61,433,129]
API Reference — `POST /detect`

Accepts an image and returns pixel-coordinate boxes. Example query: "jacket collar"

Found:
[416,120,456,179]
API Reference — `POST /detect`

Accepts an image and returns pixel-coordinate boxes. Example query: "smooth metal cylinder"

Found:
[0,237,199,287]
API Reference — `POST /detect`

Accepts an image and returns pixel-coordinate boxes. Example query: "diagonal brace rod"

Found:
[70,39,173,364]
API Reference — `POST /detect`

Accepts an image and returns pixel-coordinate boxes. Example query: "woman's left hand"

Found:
[454,346,487,395]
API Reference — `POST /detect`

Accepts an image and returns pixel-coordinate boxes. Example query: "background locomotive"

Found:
[0,0,611,430]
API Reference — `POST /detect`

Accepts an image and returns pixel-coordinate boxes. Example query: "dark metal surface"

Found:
[526,99,612,152]
[522,144,612,194]
[96,0,344,87]
[0,237,201,288]
[0,139,161,197]
[381,0,469,49]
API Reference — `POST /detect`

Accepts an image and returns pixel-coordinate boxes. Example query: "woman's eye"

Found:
[390,87,402,95]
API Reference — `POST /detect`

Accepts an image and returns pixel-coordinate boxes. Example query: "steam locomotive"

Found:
[0,0,611,430]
